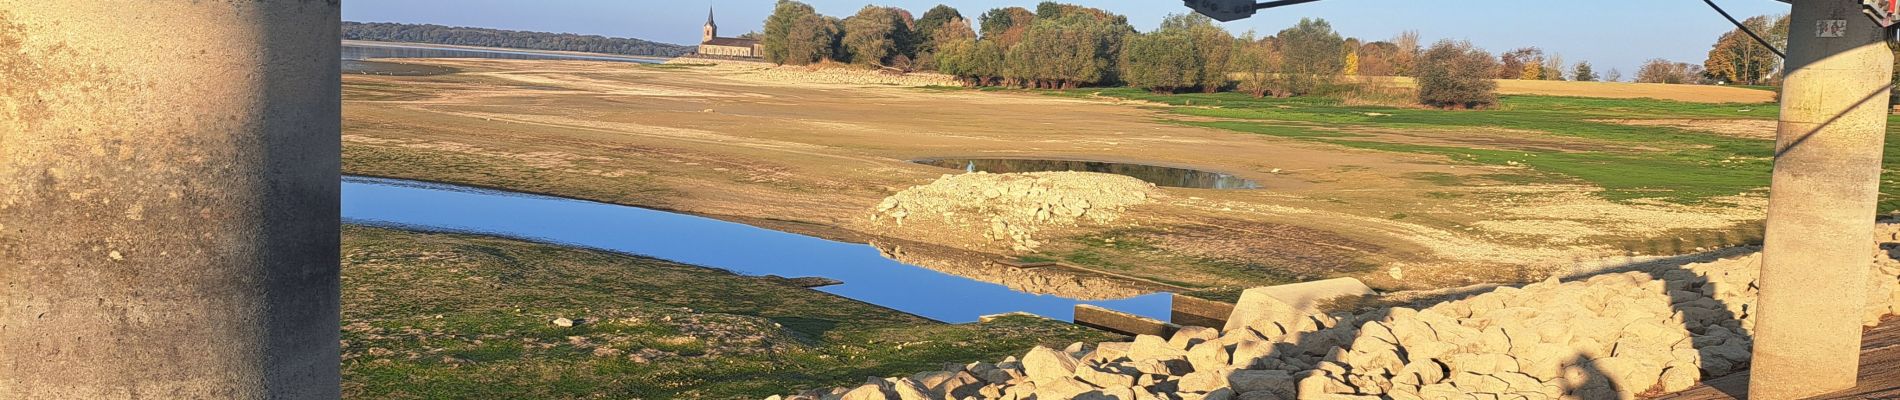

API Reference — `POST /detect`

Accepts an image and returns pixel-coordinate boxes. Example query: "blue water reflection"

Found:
[342,176,1172,323]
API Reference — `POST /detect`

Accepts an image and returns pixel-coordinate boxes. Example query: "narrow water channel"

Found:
[342,176,1172,323]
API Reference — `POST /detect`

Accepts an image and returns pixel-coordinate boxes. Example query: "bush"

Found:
[1416,40,1498,109]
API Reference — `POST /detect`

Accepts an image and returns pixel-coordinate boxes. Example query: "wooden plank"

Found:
[1655,322,1900,399]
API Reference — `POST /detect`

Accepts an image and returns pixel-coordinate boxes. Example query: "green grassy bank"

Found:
[341,226,1116,399]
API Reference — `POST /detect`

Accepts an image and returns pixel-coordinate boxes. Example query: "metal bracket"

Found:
[1862,0,1898,28]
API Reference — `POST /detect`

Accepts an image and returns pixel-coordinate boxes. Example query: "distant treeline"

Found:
[342,21,693,57]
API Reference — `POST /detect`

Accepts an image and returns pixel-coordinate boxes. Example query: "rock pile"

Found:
[870,172,1157,252]
[775,240,1900,400]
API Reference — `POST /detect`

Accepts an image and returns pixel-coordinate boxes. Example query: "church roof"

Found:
[706,6,716,26]
[702,37,758,47]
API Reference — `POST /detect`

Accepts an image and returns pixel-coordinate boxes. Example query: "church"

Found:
[697,7,761,58]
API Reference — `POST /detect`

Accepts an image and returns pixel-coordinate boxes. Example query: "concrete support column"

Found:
[1,1,339,399]
[1752,1,1893,398]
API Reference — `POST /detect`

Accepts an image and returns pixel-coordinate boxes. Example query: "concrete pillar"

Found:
[1752,1,1893,398]
[0,1,339,399]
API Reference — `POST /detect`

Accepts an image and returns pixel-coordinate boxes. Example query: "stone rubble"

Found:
[870,172,1157,252]
[774,229,1900,400]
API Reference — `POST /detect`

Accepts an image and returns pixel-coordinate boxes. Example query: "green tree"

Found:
[1159,13,1235,93]
[1416,40,1499,109]
[1004,13,1126,89]
[762,1,822,64]
[841,6,914,67]
[1120,30,1199,93]
[1572,61,1599,82]
[913,5,963,54]
[1276,18,1345,96]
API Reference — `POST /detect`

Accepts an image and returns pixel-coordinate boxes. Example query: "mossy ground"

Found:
[341,226,1117,399]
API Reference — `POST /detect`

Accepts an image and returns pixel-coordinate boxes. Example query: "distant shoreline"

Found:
[342,39,673,63]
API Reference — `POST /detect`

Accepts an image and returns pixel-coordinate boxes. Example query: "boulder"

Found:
[1022,346,1080,385]
[840,383,892,400]
[1226,278,1375,334]
[1091,341,1133,363]
[1188,341,1233,372]
[1172,326,1221,350]
[1034,377,1098,399]
[1228,369,1295,397]
[1076,365,1137,388]
[890,379,932,400]
[1132,334,1186,361]
[1179,368,1235,393]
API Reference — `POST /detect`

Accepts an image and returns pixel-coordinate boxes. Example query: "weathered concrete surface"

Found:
[1223,277,1374,333]
[0,1,340,399]
[1751,1,1894,398]
[1170,294,1234,329]
[1074,304,1178,337]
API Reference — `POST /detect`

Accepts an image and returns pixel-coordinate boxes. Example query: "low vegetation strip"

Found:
[1064,88,1801,206]
[340,226,1116,398]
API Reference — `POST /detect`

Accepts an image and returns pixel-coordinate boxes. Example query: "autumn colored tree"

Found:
[1341,38,1361,75]
[1703,14,1786,85]
[977,7,1036,47]
[1355,41,1400,76]
[1390,30,1421,76]
[1416,39,1499,109]
[1636,59,1706,84]
[1541,53,1566,80]
[1232,35,1286,97]
[1497,47,1545,80]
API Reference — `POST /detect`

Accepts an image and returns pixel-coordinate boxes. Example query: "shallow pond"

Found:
[342,176,1172,323]
[915,158,1261,190]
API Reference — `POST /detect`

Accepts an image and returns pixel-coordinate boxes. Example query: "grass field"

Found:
[340,226,1116,399]
[1052,87,1900,213]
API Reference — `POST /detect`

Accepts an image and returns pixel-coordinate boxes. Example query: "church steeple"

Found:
[702,6,717,43]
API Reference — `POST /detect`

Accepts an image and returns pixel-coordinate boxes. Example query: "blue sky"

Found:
[343,1,1789,77]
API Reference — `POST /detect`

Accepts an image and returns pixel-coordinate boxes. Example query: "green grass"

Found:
[1048,87,1804,206]
[341,226,1117,399]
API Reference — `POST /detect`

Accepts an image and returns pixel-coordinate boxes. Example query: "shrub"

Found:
[1416,40,1498,109]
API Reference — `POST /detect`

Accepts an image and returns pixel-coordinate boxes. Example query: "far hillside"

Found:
[343,21,692,58]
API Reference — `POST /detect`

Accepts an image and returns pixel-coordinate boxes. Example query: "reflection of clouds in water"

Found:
[870,240,1163,301]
